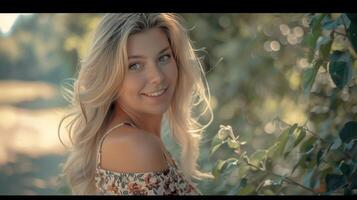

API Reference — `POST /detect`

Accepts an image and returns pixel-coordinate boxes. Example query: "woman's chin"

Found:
[139,103,170,115]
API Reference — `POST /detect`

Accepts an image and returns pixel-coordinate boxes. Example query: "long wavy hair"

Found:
[58,13,213,194]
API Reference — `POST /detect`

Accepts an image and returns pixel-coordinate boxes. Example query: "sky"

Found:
[0,14,33,36]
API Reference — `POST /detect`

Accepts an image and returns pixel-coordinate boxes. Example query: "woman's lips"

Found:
[141,88,168,97]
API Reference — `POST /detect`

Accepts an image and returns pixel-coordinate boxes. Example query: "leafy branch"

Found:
[275,118,352,160]
[243,157,318,194]
[209,13,357,195]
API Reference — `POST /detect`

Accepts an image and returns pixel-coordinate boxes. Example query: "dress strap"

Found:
[97,122,136,167]
[156,140,175,168]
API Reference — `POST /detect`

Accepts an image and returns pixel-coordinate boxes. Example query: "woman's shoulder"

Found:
[99,124,168,173]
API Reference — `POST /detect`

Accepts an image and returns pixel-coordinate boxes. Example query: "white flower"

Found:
[218,125,236,140]
[263,179,273,187]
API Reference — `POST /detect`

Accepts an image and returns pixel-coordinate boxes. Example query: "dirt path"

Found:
[0,105,68,165]
[0,80,71,194]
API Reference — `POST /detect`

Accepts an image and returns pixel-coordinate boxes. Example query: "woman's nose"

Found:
[147,62,165,85]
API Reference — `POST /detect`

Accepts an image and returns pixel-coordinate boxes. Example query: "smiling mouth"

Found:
[141,88,168,97]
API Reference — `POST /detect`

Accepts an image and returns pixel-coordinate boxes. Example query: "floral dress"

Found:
[95,122,201,195]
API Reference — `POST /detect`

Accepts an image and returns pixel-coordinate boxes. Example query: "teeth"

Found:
[144,89,166,97]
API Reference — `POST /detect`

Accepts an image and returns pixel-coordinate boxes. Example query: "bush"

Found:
[208,13,357,195]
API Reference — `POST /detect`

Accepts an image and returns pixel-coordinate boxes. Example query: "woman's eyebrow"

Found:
[158,46,170,55]
[128,46,170,59]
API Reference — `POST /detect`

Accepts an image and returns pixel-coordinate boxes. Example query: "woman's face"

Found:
[117,28,178,116]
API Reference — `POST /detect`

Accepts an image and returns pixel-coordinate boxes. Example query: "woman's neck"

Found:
[113,105,163,138]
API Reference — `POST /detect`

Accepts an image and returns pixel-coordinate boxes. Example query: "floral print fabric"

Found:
[94,122,201,195]
[95,158,201,195]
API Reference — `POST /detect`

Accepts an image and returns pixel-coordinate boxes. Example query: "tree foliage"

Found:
[0,14,101,84]
[206,13,357,195]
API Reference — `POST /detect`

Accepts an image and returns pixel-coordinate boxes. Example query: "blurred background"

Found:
[0,13,354,195]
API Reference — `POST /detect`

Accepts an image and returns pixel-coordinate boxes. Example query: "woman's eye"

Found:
[158,54,171,64]
[128,63,142,71]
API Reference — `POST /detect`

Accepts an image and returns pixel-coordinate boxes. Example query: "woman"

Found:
[58,13,213,195]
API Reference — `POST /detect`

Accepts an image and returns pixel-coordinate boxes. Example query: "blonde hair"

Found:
[58,13,213,194]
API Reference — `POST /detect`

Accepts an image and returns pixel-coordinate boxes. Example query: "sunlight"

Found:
[0,14,33,35]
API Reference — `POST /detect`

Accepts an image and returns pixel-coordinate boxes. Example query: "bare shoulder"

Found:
[100,125,167,173]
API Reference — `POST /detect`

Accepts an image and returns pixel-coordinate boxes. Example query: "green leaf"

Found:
[227,139,240,149]
[300,136,315,154]
[210,131,228,157]
[302,59,323,95]
[311,14,327,33]
[211,131,224,147]
[317,36,333,59]
[346,13,357,24]
[307,14,326,62]
[299,136,316,168]
[293,128,306,148]
[275,127,291,157]
[330,137,342,150]
[283,124,300,158]
[212,159,225,178]
[224,157,239,169]
[322,19,338,30]
[272,176,285,186]
[329,62,352,89]
[212,158,238,178]
[237,164,250,179]
[317,149,324,166]
[351,161,357,174]
[339,121,357,144]
[266,142,280,158]
[318,162,331,172]
[262,189,275,195]
[329,51,353,90]
[339,161,351,176]
[238,184,256,195]
[352,174,357,189]
[249,149,267,169]
[210,140,226,157]
[345,139,357,151]
[240,178,247,188]
[338,13,351,28]
[323,13,350,30]
[325,149,346,164]
[325,174,348,192]
[347,14,357,52]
